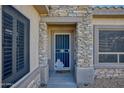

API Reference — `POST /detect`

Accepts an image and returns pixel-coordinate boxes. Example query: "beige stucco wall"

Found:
[93,18,124,25]
[0,5,2,88]
[12,5,40,72]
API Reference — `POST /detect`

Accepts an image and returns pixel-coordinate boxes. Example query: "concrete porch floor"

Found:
[47,71,77,88]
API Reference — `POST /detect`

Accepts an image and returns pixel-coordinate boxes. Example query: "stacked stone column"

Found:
[39,22,49,85]
[75,6,94,86]
[76,7,93,68]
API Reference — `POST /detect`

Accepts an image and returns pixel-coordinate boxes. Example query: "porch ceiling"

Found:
[33,5,49,15]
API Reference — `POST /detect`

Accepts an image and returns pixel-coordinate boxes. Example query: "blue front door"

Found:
[54,33,71,70]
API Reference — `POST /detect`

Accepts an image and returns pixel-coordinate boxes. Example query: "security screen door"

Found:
[54,33,71,70]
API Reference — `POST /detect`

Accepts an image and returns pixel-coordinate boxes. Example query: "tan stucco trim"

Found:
[93,15,124,18]
[48,24,76,31]
[93,17,124,25]
[33,5,49,15]
[41,16,83,23]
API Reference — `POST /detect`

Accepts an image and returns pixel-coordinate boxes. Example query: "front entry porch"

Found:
[47,71,76,88]
[39,6,94,87]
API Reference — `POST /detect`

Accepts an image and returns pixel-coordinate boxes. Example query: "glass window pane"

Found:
[65,35,69,49]
[119,54,124,63]
[99,54,117,63]
[99,31,124,52]
[56,35,63,49]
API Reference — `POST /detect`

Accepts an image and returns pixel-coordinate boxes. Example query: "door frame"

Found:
[54,33,71,70]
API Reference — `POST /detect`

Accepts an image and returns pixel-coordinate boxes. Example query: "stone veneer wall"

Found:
[95,69,124,79]
[49,5,91,17]
[39,22,48,67]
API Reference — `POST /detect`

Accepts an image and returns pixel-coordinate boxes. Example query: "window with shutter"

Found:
[2,5,30,88]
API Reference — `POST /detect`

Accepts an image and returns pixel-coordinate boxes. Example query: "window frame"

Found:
[94,25,124,68]
[2,5,30,87]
